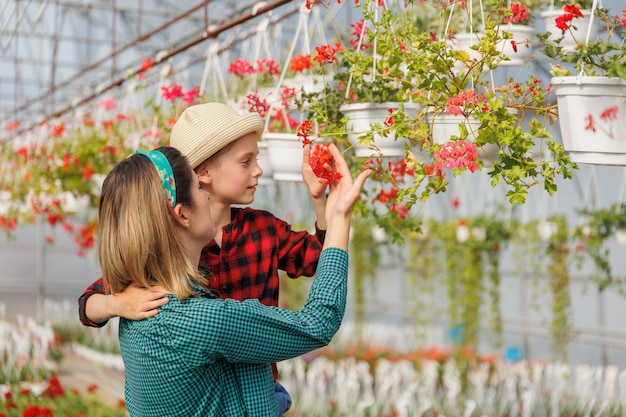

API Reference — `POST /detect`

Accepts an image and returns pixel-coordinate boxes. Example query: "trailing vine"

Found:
[350,215,381,330]
[406,221,441,334]
[546,215,572,362]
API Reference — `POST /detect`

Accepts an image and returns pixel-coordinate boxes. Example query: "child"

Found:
[78,102,329,415]
[98,145,369,416]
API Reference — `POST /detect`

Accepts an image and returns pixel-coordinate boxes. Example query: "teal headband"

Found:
[135,150,177,207]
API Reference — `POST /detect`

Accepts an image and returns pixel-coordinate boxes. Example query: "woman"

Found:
[98,145,369,416]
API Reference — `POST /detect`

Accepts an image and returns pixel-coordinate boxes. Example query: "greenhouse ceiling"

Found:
[0,0,310,141]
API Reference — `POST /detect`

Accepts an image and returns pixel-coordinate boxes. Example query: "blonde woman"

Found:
[98,145,369,417]
[81,103,331,414]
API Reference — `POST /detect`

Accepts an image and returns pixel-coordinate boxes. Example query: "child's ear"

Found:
[173,204,191,228]
[195,163,212,185]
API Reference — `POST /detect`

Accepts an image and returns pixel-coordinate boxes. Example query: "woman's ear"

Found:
[172,204,191,228]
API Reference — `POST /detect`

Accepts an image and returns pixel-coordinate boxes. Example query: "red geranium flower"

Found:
[309,143,343,184]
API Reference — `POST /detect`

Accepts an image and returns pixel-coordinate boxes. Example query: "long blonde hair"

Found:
[98,147,207,300]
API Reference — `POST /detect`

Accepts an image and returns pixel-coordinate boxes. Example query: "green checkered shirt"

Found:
[119,247,348,417]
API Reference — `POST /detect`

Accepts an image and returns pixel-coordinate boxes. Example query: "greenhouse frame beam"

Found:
[7,1,212,122]
[6,0,295,139]
[0,0,276,135]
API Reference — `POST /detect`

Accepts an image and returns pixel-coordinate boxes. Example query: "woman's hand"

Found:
[326,144,371,218]
[322,144,371,250]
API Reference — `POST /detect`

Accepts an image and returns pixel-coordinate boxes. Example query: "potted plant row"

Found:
[300,0,577,209]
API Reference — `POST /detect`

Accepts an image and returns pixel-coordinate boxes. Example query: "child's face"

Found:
[202,132,263,206]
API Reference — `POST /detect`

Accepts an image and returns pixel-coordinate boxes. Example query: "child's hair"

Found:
[98,146,207,300]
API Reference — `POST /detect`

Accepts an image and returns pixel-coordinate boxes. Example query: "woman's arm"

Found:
[188,145,371,364]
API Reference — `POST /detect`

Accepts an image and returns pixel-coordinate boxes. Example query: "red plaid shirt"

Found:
[78,207,325,379]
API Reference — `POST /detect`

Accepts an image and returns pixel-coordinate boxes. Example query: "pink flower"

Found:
[228,59,255,77]
[99,97,117,111]
[144,127,163,140]
[183,87,200,104]
[432,140,480,173]
[161,84,184,102]
[350,20,372,50]
[255,59,280,76]
[246,92,269,118]
[6,120,20,132]
[280,86,298,108]
[445,91,488,116]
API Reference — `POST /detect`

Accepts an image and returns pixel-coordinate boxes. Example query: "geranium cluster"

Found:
[310,143,343,185]
[289,54,313,72]
[427,140,480,178]
[228,58,280,78]
[0,81,197,254]
[499,2,529,24]
[0,377,126,417]
[554,4,584,31]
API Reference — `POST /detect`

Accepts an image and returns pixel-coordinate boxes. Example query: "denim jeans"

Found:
[274,380,292,416]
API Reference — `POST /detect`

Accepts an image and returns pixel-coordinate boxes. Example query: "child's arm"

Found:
[302,144,328,231]
[78,279,169,326]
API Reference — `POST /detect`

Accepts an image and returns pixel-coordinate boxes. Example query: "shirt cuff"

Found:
[78,292,109,328]
[314,222,326,243]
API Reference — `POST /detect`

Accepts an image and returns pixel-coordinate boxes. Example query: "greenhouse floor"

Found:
[57,345,125,409]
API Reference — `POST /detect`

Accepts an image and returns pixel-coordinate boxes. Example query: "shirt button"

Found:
[301,322,307,326]
[222,286,228,291]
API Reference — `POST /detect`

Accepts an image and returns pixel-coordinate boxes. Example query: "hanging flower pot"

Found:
[614,228,626,245]
[456,220,470,243]
[91,174,106,197]
[537,220,558,242]
[370,225,388,243]
[540,8,601,53]
[263,132,303,182]
[340,102,420,158]
[448,32,483,72]
[59,192,90,214]
[497,24,535,66]
[551,76,626,165]
[450,24,535,69]
[284,74,328,98]
[0,191,14,217]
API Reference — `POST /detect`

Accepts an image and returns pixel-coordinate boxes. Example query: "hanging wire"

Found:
[269,2,309,100]
[344,0,371,98]
[199,41,230,102]
[583,165,602,212]
[263,2,312,134]
[577,0,603,77]
[250,17,274,91]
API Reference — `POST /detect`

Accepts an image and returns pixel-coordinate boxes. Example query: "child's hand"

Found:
[111,283,169,320]
[302,143,329,200]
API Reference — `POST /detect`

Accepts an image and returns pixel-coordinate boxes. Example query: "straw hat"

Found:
[170,102,264,169]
